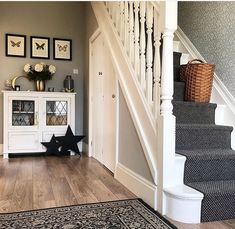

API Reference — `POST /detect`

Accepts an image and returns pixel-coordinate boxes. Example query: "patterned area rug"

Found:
[0,199,177,228]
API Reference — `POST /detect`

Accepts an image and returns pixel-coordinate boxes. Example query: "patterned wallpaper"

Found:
[178,2,235,97]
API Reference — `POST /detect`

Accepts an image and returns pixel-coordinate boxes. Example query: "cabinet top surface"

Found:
[2,90,76,96]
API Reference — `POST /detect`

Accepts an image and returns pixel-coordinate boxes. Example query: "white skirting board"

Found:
[0,144,3,155]
[115,163,157,209]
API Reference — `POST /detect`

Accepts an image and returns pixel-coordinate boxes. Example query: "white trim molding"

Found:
[176,26,235,149]
[115,163,157,210]
[88,28,101,158]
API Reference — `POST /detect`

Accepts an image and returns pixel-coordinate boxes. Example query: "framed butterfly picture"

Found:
[5,34,26,57]
[31,36,50,59]
[53,38,72,61]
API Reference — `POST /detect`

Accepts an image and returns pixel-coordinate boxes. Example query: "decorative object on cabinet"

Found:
[64,75,74,92]
[53,38,72,61]
[5,34,26,57]
[2,91,76,159]
[4,79,13,90]
[35,80,45,91]
[48,87,54,92]
[15,85,20,91]
[30,36,50,59]
[24,62,56,91]
[56,125,85,155]
[41,134,61,155]
[11,75,28,90]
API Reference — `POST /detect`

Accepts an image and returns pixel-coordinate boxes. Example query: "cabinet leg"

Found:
[3,153,9,159]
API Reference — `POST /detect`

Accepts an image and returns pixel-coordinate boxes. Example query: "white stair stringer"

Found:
[91,2,158,185]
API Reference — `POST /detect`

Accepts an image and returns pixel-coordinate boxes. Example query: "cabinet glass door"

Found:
[46,101,67,126]
[12,100,35,126]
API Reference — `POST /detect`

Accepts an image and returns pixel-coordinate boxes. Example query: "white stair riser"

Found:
[164,192,203,223]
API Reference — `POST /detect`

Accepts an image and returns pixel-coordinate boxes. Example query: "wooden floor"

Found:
[0,155,234,229]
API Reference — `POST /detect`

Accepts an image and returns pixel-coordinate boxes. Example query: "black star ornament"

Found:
[41,134,61,156]
[56,125,85,155]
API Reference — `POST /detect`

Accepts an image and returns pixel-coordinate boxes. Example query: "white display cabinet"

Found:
[2,91,76,159]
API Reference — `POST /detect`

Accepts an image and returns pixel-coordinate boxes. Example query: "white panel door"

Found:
[102,43,117,173]
[91,32,116,173]
[91,33,104,163]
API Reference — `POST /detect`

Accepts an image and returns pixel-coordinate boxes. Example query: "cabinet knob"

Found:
[112,94,116,98]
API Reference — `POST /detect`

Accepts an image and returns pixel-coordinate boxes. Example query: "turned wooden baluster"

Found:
[109,2,113,18]
[146,3,154,107]
[120,2,125,44]
[134,2,140,79]
[153,10,161,118]
[124,1,129,55]
[106,2,110,12]
[129,2,134,65]
[111,2,116,22]
[140,2,146,92]
[115,2,120,30]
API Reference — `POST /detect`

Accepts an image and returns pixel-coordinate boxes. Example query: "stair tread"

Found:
[176,124,233,131]
[173,100,217,108]
[188,180,235,196]
[176,149,235,160]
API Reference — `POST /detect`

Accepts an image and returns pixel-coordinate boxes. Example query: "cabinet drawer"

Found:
[8,132,39,151]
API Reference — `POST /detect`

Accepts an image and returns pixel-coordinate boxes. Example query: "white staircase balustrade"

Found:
[100,1,178,215]
[105,1,167,122]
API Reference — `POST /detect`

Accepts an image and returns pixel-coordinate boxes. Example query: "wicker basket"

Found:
[180,59,215,102]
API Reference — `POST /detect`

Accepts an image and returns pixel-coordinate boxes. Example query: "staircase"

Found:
[173,52,235,222]
[92,1,235,224]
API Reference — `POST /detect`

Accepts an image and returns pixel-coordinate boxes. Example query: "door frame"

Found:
[89,28,101,158]
[88,28,119,171]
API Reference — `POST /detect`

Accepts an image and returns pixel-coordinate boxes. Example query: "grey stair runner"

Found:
[176,124,232,150]
[173,53,235,222]
[173,101,216,124]
[173,82,185,101]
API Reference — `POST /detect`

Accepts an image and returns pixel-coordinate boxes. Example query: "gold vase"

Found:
[36,80,45,91]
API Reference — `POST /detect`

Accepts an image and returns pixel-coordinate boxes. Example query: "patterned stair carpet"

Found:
[173,52,235,222]
[0,199,177,229]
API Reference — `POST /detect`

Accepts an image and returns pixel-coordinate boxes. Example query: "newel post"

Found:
[157,1,178,214]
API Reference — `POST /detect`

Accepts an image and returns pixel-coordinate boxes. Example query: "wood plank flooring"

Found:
[0,155,234,229]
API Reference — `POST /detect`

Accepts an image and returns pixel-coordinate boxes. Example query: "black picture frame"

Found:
[5,33,26,57]
[31,36,50,59]
[53,38,72,61]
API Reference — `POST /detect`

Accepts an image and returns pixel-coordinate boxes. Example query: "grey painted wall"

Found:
[178,2,235,97]
[0,2,86,143]
[83,3,99,143]
[118,86,153,182]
